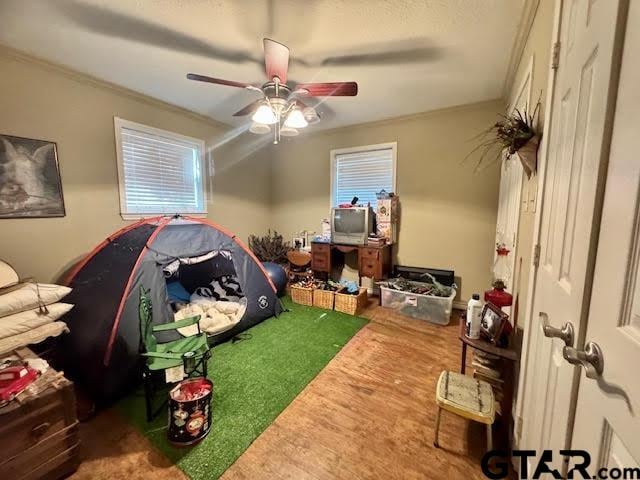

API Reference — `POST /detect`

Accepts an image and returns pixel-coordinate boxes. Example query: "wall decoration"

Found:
[0,134,65,218]
[465,101,541,177]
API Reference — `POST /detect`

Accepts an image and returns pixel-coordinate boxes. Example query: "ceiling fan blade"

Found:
[295,82,358,97]
[55,2,258,65]
[233,99,264,117]
[321,48,440,66]
[264,38,290,82]
[187,73,251,89]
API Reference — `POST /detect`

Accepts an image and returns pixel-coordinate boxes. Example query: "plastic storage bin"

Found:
[380,283,456,325]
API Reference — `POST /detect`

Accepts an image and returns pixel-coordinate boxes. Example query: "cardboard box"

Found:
[377,220,396,243]
[376,197,398,223]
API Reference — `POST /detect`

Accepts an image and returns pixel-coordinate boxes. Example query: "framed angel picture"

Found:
[0,134,65,218]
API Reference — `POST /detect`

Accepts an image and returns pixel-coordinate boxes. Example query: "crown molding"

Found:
[502,0,541,98]
[0,44,231,131]
[303,98,505,139]
[0,44,507,139]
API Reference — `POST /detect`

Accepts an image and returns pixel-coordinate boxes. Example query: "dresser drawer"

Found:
[311,243,330,254]
[1,422,80,479]
[360,260,379,278]
[360,247,380,260]
[1,398,67,459]
[311,253,330,272]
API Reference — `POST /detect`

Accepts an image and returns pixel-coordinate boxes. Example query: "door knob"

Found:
[541,313,575,346]
[562,342,604,379]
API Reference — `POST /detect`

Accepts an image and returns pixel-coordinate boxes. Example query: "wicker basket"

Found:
[313,287,343,310]
[334,288,368,315]
[290,284,314,306]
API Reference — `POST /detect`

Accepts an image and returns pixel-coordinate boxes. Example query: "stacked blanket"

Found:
[0,283,73,355]
[174,298,246,337]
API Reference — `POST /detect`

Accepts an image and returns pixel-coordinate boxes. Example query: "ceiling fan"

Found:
[187,38,358,144]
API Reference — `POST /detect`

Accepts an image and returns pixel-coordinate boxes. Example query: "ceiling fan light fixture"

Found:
[252,104,277,125]
[280,126,299,137]
[303,107,320,124]
[249,122,271,134]
[284,108,308,129]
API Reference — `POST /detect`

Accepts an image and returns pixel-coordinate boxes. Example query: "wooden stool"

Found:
[433,370,495,451]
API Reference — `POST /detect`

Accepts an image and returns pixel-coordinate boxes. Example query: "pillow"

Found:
[166,281,191,303]
[0,260,19,289]
[0,321,69,355]
[192,276,243,303]
[0,283,71,318]
[0,303,74,340]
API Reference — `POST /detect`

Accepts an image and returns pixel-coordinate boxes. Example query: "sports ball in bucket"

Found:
[168,377,213,445]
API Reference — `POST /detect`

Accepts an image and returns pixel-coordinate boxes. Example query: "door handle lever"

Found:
[562,342,604,379]
[541,313,575,346]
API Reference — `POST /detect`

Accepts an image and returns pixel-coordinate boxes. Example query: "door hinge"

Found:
[533,243,541,268]
[552,41,561,70]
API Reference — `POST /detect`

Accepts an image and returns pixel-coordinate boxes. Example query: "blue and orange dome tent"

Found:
[62,215,283,401]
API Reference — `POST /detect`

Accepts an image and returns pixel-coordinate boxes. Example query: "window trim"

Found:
[330,142,397,208]
[114,117,207,220]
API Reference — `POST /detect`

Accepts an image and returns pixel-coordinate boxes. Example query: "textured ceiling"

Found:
[0,0,523,130]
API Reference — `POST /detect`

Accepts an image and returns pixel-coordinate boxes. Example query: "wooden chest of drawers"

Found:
[0,348,80,480]
[310,242,331,272]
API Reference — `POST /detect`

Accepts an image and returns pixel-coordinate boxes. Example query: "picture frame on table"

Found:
[480,302,509,344]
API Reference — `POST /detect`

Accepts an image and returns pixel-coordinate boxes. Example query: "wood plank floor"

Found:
[71,301,488,480]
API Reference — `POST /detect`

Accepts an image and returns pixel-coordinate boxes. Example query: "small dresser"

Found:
[0,348,80,480]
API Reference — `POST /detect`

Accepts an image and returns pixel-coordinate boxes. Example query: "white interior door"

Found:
[570,1,640,474]
[495,155,523,297]
[494,57,532,305]
[518,0,626,474]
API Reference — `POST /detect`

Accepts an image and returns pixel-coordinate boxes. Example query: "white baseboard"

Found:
[453,299,467,310]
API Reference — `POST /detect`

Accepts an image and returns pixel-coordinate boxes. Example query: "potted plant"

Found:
[247,230,291,264]
[466,102,541,177]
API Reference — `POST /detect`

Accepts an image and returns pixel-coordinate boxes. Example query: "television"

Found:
[331,207,375,245]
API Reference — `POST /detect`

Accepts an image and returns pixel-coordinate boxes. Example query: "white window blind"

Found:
[115,118,206,219]
[332,144,396,207]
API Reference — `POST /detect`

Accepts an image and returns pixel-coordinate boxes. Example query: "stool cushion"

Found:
[435,370,495,424]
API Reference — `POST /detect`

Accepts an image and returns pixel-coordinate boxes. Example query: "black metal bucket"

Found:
[167,377,213,445]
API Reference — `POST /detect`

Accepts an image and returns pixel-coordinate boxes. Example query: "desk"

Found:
[310,242,392,284]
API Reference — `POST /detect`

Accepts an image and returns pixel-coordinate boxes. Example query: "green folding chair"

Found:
[139,286,211,421]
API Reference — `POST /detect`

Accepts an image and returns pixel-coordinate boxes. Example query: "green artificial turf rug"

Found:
[118,297,368,480]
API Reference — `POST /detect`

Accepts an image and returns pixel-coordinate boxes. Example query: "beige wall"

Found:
[269,100,505,301]
[0,46,528,306]
[508,0,555,333]
[0,49,270,282]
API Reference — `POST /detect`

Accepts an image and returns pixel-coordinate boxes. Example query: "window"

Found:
[330,142,397,207]
[114,117,206,219]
